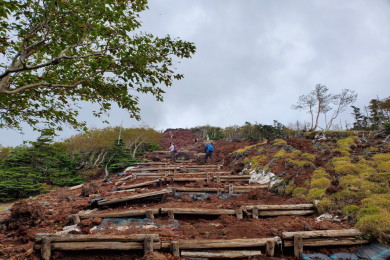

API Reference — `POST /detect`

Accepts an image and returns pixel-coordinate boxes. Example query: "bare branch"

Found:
[0,81,83,94]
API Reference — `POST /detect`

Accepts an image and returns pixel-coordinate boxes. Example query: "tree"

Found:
[0,0,196,131]
[292,84,357,131]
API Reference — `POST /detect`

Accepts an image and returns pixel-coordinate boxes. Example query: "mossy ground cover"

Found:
[235,134,389,242]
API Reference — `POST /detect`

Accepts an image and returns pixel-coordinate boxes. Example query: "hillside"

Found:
[0,129,389,259]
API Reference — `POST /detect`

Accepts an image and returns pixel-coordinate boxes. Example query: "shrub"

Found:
[301,153,316,162]
[285,180,295,195]
[273,149,287,158]
[272,139,287,146]
[368,172,390,184]
[316,198,333,213]
[356,211,390,243]
[361,194,390,210]
[292,187,307,198]
[287,150,302,159]
[311,177,331,189]
[286,159,315,169]
[312,168,330,179]
[334,163,359,175]
[339,175,361,188]
[356,163,377,177]
[306,188,326,202]
[372,153,390,163]
[343,205,359,220]
[377,161,390,172]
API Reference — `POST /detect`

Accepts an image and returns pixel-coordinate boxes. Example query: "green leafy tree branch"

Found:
[0,0,196,131]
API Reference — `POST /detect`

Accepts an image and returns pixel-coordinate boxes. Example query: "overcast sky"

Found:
[1,0,390,146]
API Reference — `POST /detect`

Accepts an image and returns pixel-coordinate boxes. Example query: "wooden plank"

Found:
[285,237,369,247]
[97,189,173,206]
[181,250,262,258]
[78,209,160,219]
[178,238,272,249]
[35,241,161,250]
[68,184,83,190]
[41,237,51,260]
[161,208,236,215]
[144,237,153,254]
[119,179,160,190]
[282,229,363,240]
[257,210,314,216]
[294,235,303,259]
[246,204,314,210]
[35,234,160,243]
[127,167,180,172]
[171,241,180,257]
[173,187,222,193]
[266,240,275,257]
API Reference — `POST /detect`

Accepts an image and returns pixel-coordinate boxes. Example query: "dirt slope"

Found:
[0,130,371,259]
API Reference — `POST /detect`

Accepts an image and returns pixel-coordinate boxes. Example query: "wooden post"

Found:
[294,234,303,259]
[266,240,275,256]
[228,184,233,194]
[206,173,210,183]
[252,207,259,219]
[235,209,243,220]
[171,241,180,257]
[170,177,173,185]
[144,236,153,255]
[71,214,80,224]
[146,210,154,220]
[168,210,175,219]
[216,176,221,182]
[41,237,51,260]
[159,178,163,187]
[161,193,168,203]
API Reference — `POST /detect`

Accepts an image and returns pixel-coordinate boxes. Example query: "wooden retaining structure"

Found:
[35,234,160,260]
[73,204,315,224]
[35,229,368,259]
[245,204,315,218]
[172,238,276,257]
[35,234,276,259]
[95,189,173,207]
[282,229,369,258]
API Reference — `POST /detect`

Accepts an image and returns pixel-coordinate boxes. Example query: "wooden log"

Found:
[252,207,259,219]
[127,167,180,172]
[181,250,262,258]
[119,179,160,190]
[68,184,83,190]
[246,204,314,210]
[294,235,303,259]
[257,210,314,216]
[161,208,236,215]
[35,241,161,250]
[167,210,174,219]
[41,237,51,260]
[171,241,180,257]
[144,236,153,254]
[284,238,370,247]
[266,240,275,257]
[235,209,243,219]
[216,175,250,179]
[177,238,272,249]
[35,234,160,243]
[97,189,172,206]
[171,178,208,182]
[79,208,160,219]
[173,187,222,193]
[282,229,363,240]
[145,210,154,219]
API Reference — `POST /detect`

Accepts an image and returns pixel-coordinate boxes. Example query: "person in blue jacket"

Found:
[204,142,214,163]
